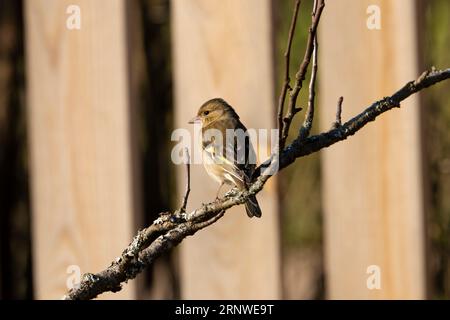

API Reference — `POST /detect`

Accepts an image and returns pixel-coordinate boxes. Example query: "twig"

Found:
[63,210,224,300]
[282,68,450,166]
[277,0,301,151]
[64,67,450,300]
[299,0,320,140]
[332,96,343,128]
[280,0,325,150]
[180,147,190,212]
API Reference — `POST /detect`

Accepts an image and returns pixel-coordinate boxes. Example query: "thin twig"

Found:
[332,96,343,128]
[280,0,325,150]
[277,0,301,152]
[180,147,191,212]
[299,0,320,140]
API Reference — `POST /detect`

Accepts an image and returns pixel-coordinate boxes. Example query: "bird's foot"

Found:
[170,210,187,223]
[224,187,239,198]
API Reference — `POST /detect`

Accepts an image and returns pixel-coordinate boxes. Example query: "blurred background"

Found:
[0,0,449,299]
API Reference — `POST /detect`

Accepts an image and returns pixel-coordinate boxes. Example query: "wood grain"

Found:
[319,0,425,299]
[172,0,281,299]
[25,0,137,299]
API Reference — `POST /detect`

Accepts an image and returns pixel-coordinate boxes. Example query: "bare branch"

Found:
[277,0,301,151]
[180,147,191,212]
[64,67,450,300]
[280,68,450,168]
[332,96,343,129]
[61,0,449,301]
[63,210,224,300]
[280,0,325,150]
[299,0,320,140]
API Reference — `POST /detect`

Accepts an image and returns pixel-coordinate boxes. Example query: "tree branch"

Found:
[278,68,450,170]
[280,0,325,150]
[299,0,320,140]
[277,0,301,151]
[332,96,343,129]
[179,147,190,212]
[65,67,450,300]
[62,0,450,299]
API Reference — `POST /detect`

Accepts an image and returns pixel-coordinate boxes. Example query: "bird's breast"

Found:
[202,147,226,184]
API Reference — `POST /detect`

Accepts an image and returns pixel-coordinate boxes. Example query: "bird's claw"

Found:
[224,187,239,198]
[170,211,187,223]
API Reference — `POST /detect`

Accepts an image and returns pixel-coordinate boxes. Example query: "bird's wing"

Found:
[202,117,257,187]
[223,120,256,185]
[203,139,246,186]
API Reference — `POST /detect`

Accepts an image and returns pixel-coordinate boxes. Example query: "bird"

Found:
[188,98,262,218]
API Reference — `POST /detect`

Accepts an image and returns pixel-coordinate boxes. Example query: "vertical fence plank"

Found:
[319,0,425,299]
[172,0,281,299]
[25,0,137,299]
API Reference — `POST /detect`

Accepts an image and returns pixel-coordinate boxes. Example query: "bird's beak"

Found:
[188,115,201,124]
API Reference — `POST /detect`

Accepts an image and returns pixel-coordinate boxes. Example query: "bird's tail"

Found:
[245,195,262,218]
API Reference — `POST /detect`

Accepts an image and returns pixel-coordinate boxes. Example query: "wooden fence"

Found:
[23,0,426,299]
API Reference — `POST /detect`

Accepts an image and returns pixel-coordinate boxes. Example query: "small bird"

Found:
[188,98,262,218]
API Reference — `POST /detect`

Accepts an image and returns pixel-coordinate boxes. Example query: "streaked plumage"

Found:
[189,98,262,218]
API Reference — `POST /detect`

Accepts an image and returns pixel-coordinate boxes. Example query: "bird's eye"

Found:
[203,111,210,116]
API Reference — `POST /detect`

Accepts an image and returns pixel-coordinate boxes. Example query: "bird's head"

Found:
[188,98,239,126]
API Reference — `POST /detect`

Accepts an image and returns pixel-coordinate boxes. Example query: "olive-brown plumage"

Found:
[188,98,262,218]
